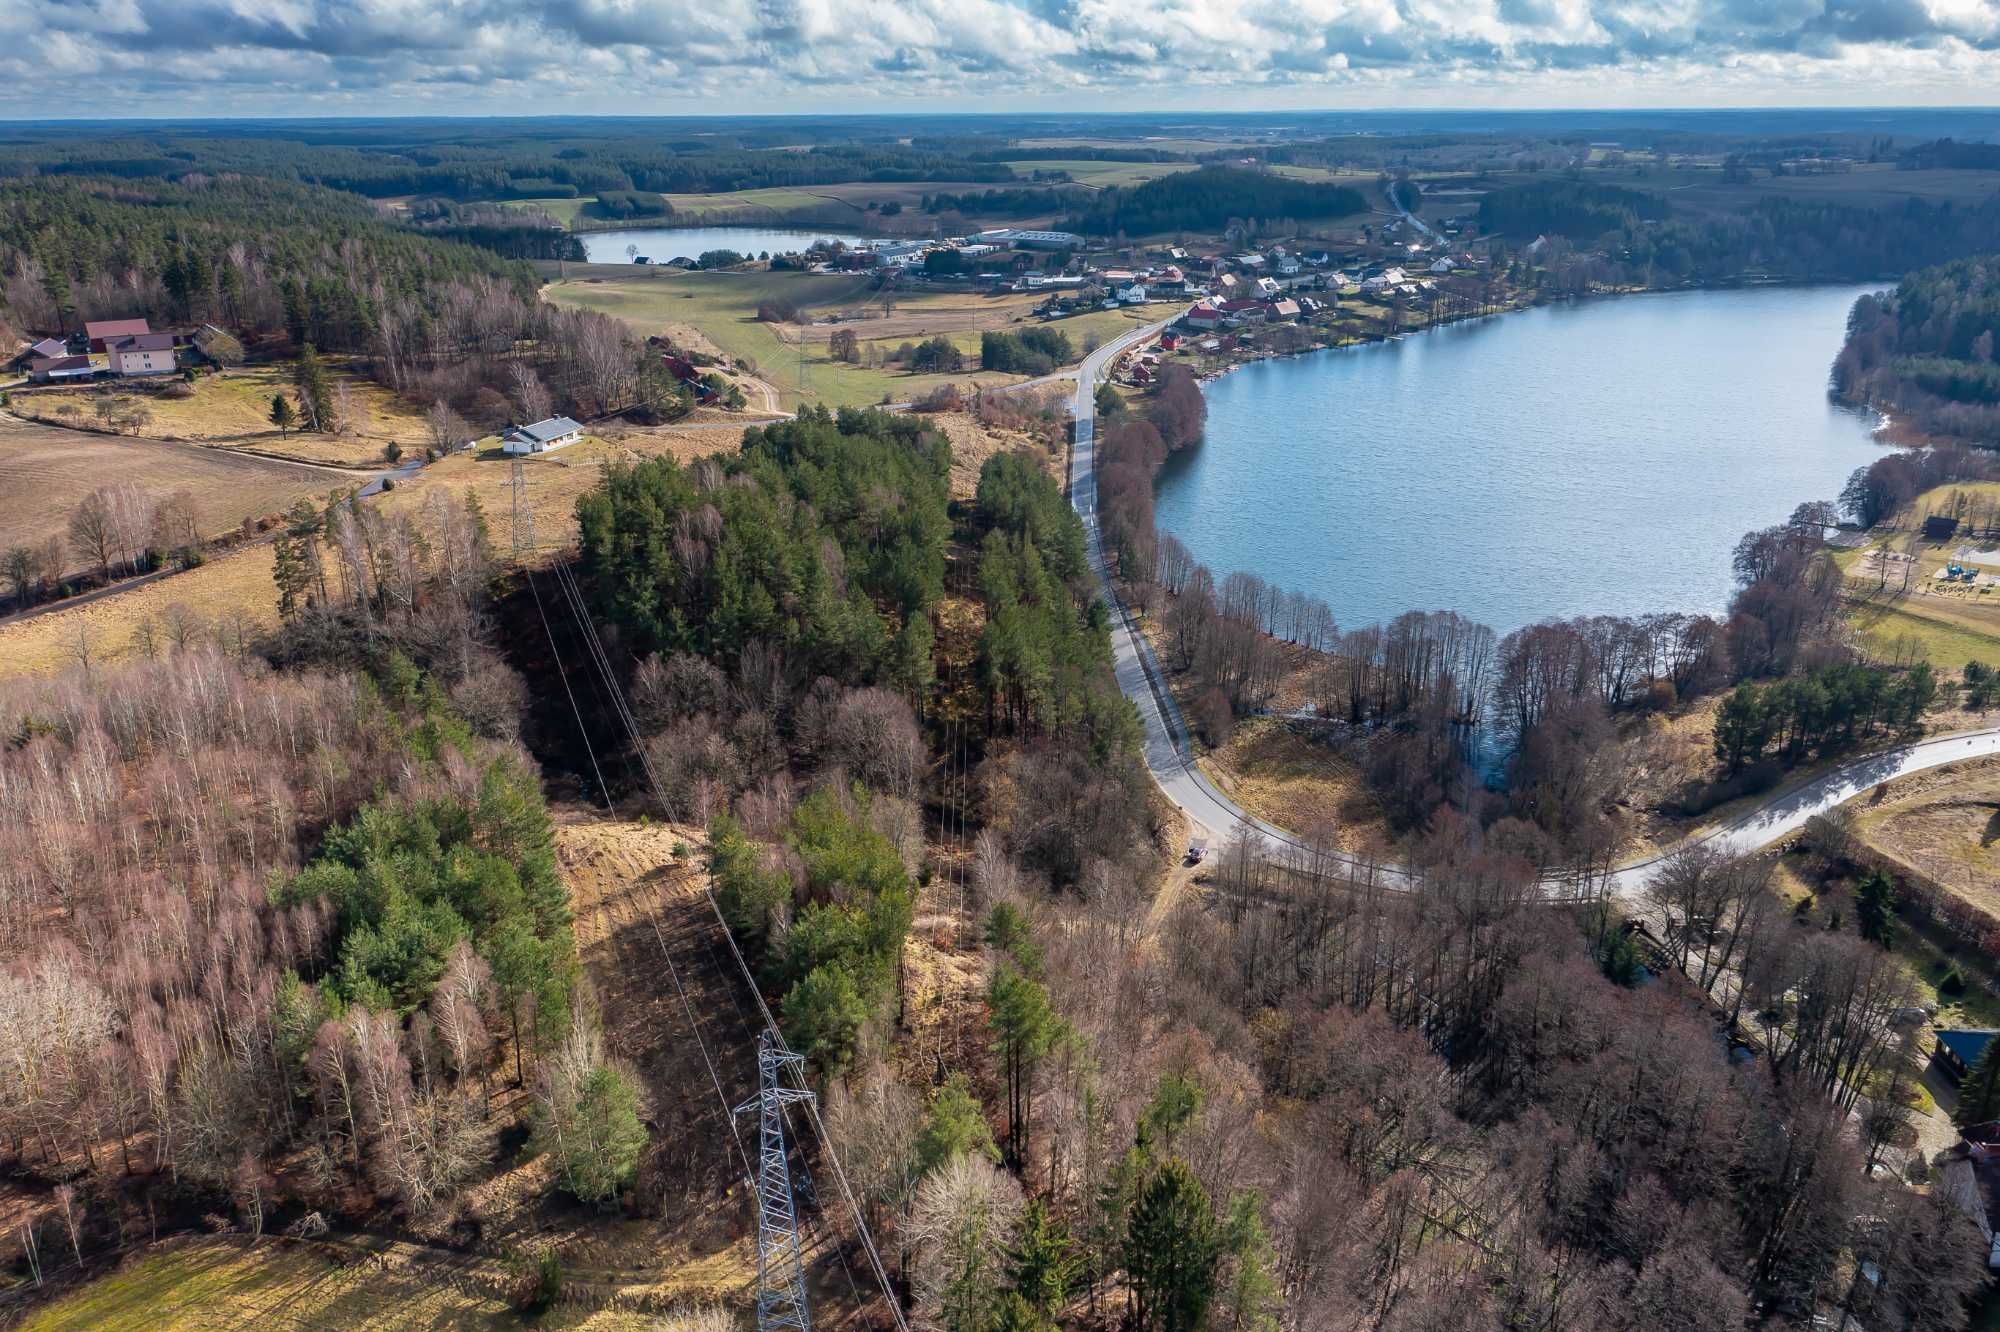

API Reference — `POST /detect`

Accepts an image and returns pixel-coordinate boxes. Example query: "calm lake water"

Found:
[1153,284,1891,637]
[580,226,867,264]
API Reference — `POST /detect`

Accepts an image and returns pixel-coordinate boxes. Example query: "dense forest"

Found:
[1476,179,1670,240]
[0,133,1018,202]
[1835,256,2000,442]
[0,176,689,430]
[1066,166,1367,236]
[1901,140,2000,171]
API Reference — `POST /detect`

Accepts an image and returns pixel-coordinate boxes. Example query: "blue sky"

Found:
[0,0,1994,115]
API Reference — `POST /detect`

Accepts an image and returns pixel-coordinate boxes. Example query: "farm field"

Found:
[12,367,431,469]
[1014,136,1239,154]
[0,542,280,682]
[139,366,433,466]
[999,159,1196,188]
[542,267,1046,408]
[0,416,345,577]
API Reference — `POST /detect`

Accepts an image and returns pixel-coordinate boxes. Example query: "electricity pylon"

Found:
[737,1032,816,1331]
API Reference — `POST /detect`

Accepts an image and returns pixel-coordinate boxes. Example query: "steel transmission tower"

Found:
[737,1032,816,1331]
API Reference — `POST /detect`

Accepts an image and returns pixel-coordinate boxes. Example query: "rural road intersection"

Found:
[1062,316,2000,896]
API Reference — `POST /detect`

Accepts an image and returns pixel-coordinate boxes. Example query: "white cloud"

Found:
[0,0,1990,110]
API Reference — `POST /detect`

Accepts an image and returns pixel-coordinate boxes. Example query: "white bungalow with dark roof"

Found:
[501,416,584,455]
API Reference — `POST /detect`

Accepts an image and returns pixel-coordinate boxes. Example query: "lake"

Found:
[580,226,868,264]
[1153,284,1891,637]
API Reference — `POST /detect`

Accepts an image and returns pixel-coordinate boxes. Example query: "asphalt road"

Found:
[1063,315,2000,896]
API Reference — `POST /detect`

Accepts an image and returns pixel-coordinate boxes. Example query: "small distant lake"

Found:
[1153,284,1891,637]
[580,226,868,264]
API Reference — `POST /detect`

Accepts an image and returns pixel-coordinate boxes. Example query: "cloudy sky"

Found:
[0,0,1995,115]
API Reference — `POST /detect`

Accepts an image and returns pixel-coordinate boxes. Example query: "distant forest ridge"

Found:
[1065,166,1367,236]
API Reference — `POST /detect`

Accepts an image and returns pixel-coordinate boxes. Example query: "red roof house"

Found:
[85,317,151,351]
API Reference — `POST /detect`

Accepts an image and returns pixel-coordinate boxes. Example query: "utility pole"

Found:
[510,459,535,559]
[738,1032,815,1331]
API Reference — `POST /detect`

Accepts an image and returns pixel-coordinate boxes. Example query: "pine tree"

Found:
[990,966,1063,1165]
[269,393,296,437]
[272,534,310,622]
[1857,869,1899,949]
[293,344,336,433]
[1217,1190,1282,1331]
[915,1071,997,1176]
[1127,1158,1219,1332]
[1956,1037,2000,1130]
[1008,1194,1080,1319]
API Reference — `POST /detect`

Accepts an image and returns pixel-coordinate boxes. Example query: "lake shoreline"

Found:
[1154,281,1894,636]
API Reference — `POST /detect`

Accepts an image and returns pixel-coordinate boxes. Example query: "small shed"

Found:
[28,354,94,382]
[1936,1028,1997,1082]
[1926,515,1962,541]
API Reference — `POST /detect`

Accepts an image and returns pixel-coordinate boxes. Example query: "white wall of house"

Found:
[112,348,174,375]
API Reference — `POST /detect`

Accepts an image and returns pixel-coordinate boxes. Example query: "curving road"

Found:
[1065,318,2000,896]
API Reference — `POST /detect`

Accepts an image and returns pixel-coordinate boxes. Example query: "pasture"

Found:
[0,416,345,578]
[542,267,1058,408]
[0,542,281,681]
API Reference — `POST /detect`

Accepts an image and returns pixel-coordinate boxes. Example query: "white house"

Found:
[1255,277,1281,298]
[1116,283,1148,304]
[1429,257,1458,274]
[1275,255,1302,277]
[502,416,584,455]
[107,332,177,377]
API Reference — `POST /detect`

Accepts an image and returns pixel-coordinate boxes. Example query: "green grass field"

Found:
[1849,598,2000,670]
[1000,160,1197,189]
[500,190,864,232]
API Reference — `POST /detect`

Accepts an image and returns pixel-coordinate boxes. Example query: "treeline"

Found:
[589,189,673,219]
[979,326,1073,375]
[0,134,1019,202]
[1514,192,2000,291]
[1713,660,1936,773]
[1477,178,1670,240]
[1837,444,1999,530]
[922,186,1093,217]
[1901,139,2000,171]
[1066,166,1366,236]
[400,199,588,262]
[974,453,1136,758]
[1834,257,2000,441]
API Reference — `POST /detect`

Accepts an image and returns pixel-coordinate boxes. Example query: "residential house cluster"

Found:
[17,317,181,383]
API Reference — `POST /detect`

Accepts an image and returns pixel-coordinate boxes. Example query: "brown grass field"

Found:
[14,1234,740,1331]
[13,366,434,469]
[1196,715,1390,855]
[381,424,747,562]
[539,266,1049,409]
[0,543,281,682]
[1858,756,2000,916]
[0,415,347,576]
